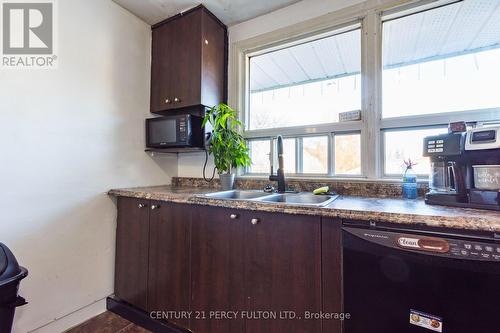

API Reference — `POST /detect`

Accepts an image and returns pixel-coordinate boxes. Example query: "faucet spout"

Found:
[269,135,287,193]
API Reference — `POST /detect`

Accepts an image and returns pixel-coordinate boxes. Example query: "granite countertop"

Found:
[108,185,500,233]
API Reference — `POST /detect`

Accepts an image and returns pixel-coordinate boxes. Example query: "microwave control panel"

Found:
[178,118,187,142]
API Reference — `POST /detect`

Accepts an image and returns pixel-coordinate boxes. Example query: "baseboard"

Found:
[106,297,188,333]
[28,298,107,333]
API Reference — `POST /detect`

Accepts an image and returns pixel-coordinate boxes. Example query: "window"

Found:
[382,1,500,118]
[281,138,296,173]
[302,136,329,174]
[246,133,361,176]
[244,25,362,177]
[248,140,270,174]
[239,0,500,179]
[335,133,361,175]
[378,0,500,176]
[384,127,447,176]
[248,29,361,130]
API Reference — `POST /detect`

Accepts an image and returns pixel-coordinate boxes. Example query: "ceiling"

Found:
[250,0,500,92]
[112,0,301,26]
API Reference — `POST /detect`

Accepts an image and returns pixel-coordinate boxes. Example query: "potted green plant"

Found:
[202,103,251,190]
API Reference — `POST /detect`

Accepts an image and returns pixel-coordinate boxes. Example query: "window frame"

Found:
[230,0,500,180]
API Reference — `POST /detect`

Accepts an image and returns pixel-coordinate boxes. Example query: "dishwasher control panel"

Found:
[343,226,500,262]
[448,239,500,261]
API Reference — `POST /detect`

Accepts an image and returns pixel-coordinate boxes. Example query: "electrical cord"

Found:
[203,149,216,182]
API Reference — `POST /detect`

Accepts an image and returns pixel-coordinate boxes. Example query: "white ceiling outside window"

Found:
[249,29,361,93]
[249,0,500,93]
[383,0,500,68]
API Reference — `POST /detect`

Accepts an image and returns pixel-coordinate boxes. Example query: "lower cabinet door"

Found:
[115,197,150,310]
[148,201,191,329]
[244,211,322,333]
[322,218,343,333]
[190,206,246,333]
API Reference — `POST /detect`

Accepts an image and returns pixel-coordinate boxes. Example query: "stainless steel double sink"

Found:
[204,190,338,207]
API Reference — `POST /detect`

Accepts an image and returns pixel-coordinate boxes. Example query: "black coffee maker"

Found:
[423,132,468,206]
[423,125,500,210]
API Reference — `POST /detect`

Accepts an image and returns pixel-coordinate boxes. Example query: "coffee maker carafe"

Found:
[429,160,466,194]
[423,133,467,205]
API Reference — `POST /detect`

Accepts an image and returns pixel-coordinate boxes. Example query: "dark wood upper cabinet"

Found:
[148,201,191,329]
[190,206,246,333]
[150,6,227,114]
[244,211,322,333]
[115,197,150,311]
[151,21,175,113]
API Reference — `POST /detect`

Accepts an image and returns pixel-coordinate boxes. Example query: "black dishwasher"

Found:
[343,221,500,333]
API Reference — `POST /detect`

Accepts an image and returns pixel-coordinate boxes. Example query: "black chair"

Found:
[0,243,28,333]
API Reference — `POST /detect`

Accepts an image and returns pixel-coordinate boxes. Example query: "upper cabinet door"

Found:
[244,211,322,333]
[200,9,226,109]
[190,206,246,333]
[150,6,227,114]
[150,22,174,113]
[169,10,202,110]
[114,197,150,311]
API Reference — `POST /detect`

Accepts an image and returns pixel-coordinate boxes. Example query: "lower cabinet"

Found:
[114,198,191,329]
[115,197,150,310]
[148,201,191,328]
[190,206,246,333]
[244,210,322,333]
[322,217,343,333]
[114,197,342,333]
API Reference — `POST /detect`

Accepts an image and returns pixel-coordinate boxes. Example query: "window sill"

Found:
[237,175,429,184]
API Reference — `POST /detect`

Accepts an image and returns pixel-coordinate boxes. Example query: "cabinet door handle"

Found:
[174,97,181,103]
[251,218,260,225]
[165,98,171,104]
[230,214,238,219]
[151,204,161,210]
[138,203,147,209]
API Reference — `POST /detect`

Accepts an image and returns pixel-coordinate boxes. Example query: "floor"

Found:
[65,311,152,333]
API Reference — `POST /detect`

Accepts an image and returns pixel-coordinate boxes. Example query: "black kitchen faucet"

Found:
[269,135,287,193]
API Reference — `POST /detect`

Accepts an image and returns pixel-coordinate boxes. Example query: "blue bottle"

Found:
[402,165,418,199]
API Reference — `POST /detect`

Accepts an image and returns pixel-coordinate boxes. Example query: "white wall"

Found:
[177,0,365,177]
[0,0,177,332]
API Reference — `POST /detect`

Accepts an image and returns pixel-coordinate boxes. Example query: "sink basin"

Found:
[205,190,271,200]
[205,190,339,207]
[254,193,338,207]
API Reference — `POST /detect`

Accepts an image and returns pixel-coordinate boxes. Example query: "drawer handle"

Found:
[165,98,171,104]
[151,204,161,210]
[251,218,259,225]
[174,97,181,103]
[138,203,147,209]
[230,214,238,219]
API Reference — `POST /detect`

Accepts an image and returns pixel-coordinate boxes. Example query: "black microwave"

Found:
[146,114,205,149]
